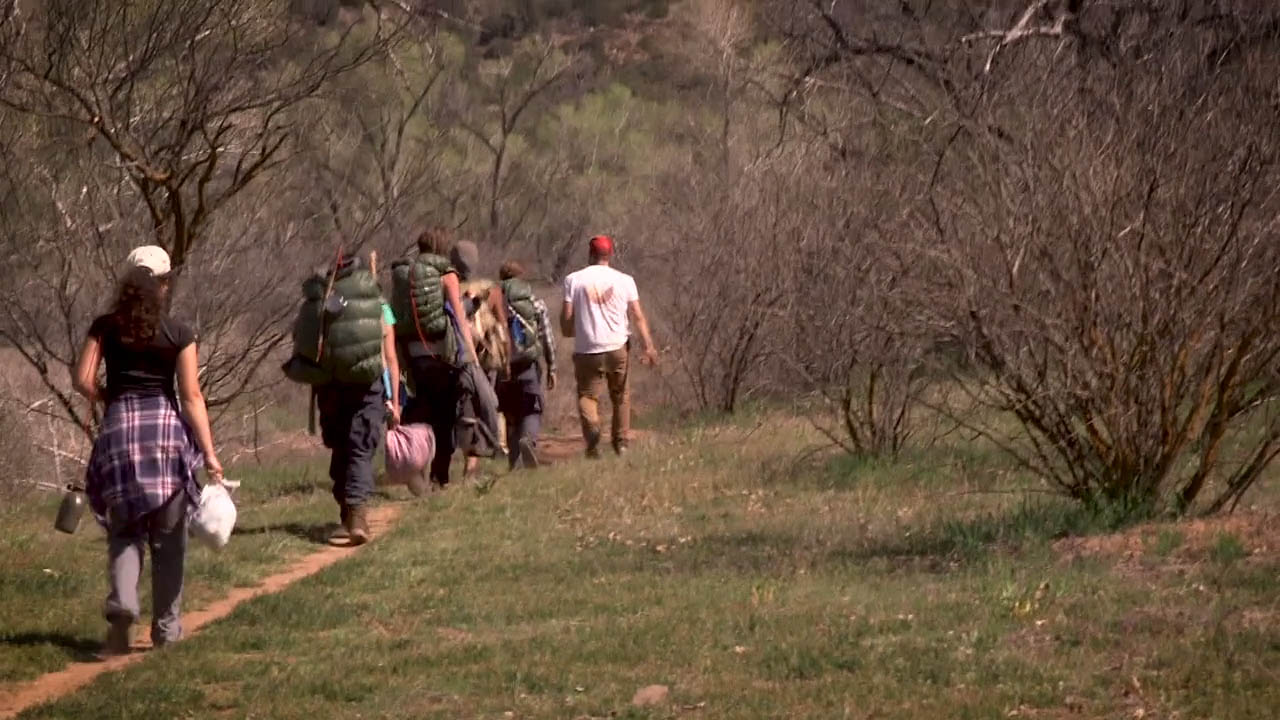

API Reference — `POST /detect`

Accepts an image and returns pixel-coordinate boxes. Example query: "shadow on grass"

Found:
[611,500,1120,577]
[232,522,336,545]
[776,445,1029,494]
[0,631,101,663]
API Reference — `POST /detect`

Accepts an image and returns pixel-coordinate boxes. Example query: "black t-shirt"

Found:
[88,315,197,402]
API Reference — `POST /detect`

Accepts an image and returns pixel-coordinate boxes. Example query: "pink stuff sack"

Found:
[384,423,435,492]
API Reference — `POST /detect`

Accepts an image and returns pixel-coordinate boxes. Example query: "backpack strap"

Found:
[509,301,537,339]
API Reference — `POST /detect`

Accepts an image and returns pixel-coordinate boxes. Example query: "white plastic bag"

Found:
[191,480,240,550]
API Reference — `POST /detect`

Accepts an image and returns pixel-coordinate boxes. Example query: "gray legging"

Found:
[105,490,189,645]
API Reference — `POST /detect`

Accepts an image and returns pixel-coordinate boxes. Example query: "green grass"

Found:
[0,458,340,689]
[1209,532,1249,565]
[6,417,1280,718]
[1148,528,1185,557]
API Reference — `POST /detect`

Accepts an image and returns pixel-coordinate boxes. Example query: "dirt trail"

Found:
[534,431,652,464]
[0,504,403,719]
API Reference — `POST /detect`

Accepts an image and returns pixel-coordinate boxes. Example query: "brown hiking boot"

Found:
[346,504,371,546]
[585,430,602,459]
[516,438,539,469]
[330,506,351,541]
[102,619,132,657]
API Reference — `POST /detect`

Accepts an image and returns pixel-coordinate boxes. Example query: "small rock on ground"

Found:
[631,685,669,707]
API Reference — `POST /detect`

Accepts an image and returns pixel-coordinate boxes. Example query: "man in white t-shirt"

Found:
[561,235,658,458]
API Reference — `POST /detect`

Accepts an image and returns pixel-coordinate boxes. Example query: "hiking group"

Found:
[69,230,658,654]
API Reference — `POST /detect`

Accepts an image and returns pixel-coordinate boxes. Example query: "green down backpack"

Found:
[390,253,459,364]
[501,278,541,369]
[282,259,385,386]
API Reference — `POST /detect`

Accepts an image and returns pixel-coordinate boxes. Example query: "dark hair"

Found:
[111,267,167,347]
[499,260,526,281]
[416,227,452,256]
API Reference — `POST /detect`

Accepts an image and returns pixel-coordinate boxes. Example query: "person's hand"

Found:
[640,347,659,366]
[387,402,401,428]
[205,455,225,483]
[547,373,557,391]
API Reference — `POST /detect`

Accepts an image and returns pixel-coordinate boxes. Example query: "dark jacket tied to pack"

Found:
[283,258,384,386]
[391,253,459,364]
[501,277,541,370]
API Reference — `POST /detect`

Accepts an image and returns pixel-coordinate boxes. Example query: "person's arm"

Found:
[628,299,659,365]
[381,317,400,426]
[533,297,557,389]
[72,334,103,406]
[488,286,508,326]
[559,300,575,338]
[443,272,480,365]
[176,343,224,481]
[559,275,575,338]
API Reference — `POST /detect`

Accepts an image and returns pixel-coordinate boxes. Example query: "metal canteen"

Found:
[54,485,87,534]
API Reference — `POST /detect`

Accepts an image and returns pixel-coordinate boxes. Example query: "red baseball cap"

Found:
[589,235,614,256]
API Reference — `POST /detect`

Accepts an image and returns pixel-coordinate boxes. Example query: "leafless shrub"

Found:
[935,42,1280,512]
[652,173,787,414]
[304,31,461,257]
[452,36,584,247]
[0,398,34,501]
[779,0,1280,513]
[787,230,933,459]
[0,0,401,438]
[632,4,938,451]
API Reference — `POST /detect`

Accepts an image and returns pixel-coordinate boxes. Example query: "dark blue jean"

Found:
[496,362,544,469]
[316,379,384,507]
[404,356,461,485]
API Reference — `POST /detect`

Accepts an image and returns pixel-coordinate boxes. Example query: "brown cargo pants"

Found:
[573,345,630,450]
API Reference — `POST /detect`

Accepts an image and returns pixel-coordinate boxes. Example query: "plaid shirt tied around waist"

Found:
[85,393,203,529]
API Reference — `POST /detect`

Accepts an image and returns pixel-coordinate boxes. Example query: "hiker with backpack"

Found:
[389,228,482,490]
[450,239,512,480]
[561,235,659,458]
[73,245,225,654]
[282,253,398,544]
[496,260,558,470]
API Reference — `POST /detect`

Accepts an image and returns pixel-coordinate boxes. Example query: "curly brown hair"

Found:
[110,266,168,347]
[499,260,526,281]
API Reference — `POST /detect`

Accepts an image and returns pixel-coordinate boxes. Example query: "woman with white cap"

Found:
[71,245,224,655]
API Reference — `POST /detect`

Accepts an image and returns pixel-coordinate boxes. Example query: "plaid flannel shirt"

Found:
[531,297,557,380]
[86,394,202,529]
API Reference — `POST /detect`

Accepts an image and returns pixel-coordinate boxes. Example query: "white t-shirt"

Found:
[562,264,639,354]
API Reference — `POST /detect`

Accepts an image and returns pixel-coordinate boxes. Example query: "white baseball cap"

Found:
[125,245,172,277]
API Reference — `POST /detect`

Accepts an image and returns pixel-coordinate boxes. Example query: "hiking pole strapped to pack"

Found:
[308,242,345,436]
